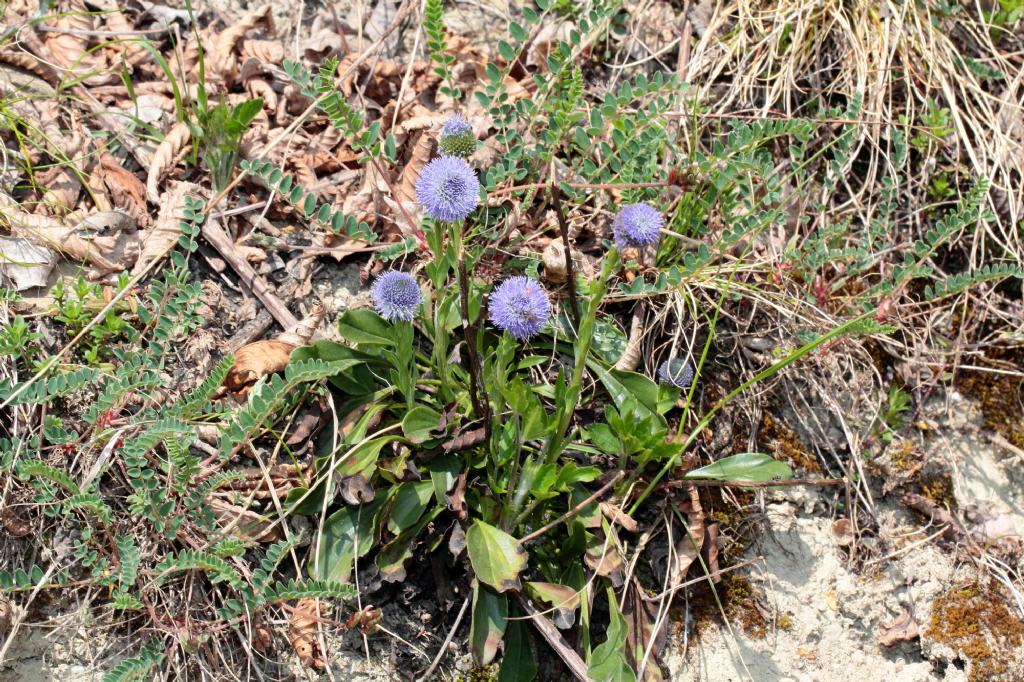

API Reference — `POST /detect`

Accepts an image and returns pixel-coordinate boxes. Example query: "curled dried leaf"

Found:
[877,609,919,646]
[146,123,191,203]
[98,152,150,228]
[224,339,295,395]
[288,598,325,670]
[275,303,325,346]
[134,181,201,275]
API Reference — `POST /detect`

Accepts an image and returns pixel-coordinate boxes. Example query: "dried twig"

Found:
[201,218,298,330]
[550,182,580,327]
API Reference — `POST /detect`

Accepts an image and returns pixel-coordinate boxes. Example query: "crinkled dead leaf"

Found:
[877,609,919,646]
[623,580,667,681]
[288,598,325,670]
[134,181,201,275]
[0,237,54,290]
[146,122,191,203]
[600,501,639,532]
[670,483,705,585]
[224,339,295,394]
[98,151,150,228]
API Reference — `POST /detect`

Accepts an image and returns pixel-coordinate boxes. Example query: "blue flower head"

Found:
[657,358,694,389]
[613,202,663,249]
[371,270,422,322]
[438,113,476,158]
[489,276,551,340]
[415,156,480,223]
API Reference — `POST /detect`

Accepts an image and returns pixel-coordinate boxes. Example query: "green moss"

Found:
[927,581,1024,681]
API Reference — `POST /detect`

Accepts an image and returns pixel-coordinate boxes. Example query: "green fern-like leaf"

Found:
[101,641,163,682]
[153,549,243,588]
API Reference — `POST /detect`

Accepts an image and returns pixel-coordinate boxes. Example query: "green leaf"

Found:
[466,520,527,592]
[428,454,461,506]
[470,582,508,667]
[311,497,387,583]
[684,452,793,482]
[232,98,264,127]
[337,309,397,346]
[401,405,442,443]
[589,362,659,417]
[387,481,433,533]
[587,589,637,682]
[498,605,537,682]
[333,434,403,478]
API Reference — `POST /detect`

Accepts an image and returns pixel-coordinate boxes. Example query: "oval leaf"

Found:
[467,520,527,592]
[470,582,508,666]
[684,452,793,482]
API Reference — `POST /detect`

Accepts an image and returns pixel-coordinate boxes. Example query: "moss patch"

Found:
[926,580,1024,681]
[956,348,1024,451]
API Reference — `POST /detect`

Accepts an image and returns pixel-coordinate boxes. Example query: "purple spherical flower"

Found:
[415,156,480,223]
[489,276,551,340]
[612,202,663,249]
[657,358,694,389]
[371,270,422,322]
[441,113,473,138]
[438,113,476,158]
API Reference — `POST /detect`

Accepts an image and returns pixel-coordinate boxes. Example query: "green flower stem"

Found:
[627,309,877,515]
[543,248,620,465]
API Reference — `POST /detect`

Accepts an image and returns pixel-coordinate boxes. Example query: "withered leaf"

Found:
[288,598,325,670]
[623,581,667,681]
[224,339,296,394]
[670,483,705,585]
[878,609,919,647]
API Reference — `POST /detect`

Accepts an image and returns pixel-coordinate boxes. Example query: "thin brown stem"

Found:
[680,477,846,489]
[519,471,624,544]
[550,183,580,327]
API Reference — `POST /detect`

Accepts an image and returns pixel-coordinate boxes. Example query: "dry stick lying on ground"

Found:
[1,0,417,409]
[414,595,471,682]
[515,593,591,682]
[202,218,299,330]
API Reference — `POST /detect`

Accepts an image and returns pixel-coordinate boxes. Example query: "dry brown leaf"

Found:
[0,192,125,272]
[224,340,295,394]
[623,581,667,681]
[670,483,705,585]
[600,501,639,532]
[213,5,273,84]
[240,38,285,65]
[98,152,150,228]
[146,122,191,203]
[44,0,113,85]
[877,609,919,646]
[134,181,201,275]
[206,497,283,543]
[0,237,54,290]
[288,598,325,670]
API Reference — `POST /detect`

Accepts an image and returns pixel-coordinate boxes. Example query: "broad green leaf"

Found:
[401,405,441,443]
[470,582,508,666]
[428,454,461,506]
[684,452,793,482]
[498,605,537,682]
[587,589,637,682]
[333,435,403,478]
[589,362,659,418]
[387,481,433,534]
[467,520,527,592]
[311,497,387,583]
[337,309,396,346]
